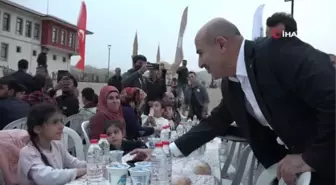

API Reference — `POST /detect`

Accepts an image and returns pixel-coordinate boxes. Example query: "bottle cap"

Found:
[162,141,170,145]
[90,139,98,144]
[155,142,163,147]
[100,134,108,139]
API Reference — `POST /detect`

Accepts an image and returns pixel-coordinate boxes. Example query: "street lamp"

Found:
[107,44,111,81]
[285,0,295,17]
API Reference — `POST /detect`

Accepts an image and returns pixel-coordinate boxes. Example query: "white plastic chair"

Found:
[0,67,4,78]
[81,121,90,149]
[221,145,254,185]
[3,117,27,130]
[61,126,85,161]
[255,163,311,185]
[219,141,238,179]
[63,113,91,137]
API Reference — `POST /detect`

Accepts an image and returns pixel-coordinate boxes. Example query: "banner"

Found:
[156,44,160,62]
[75,1,87,71]
[171,6,188,73]
[252,4,265,40]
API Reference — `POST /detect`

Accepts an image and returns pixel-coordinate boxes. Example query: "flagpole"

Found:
[284,0,294,17]
[291,0,294,16]
[46,0,49,14]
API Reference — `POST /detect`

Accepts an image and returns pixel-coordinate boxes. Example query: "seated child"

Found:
[105,120,147,155]
[144,100,169,133]
[163,104,177,130]
[18,103,86,185]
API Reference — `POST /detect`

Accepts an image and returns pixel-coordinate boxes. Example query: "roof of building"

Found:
[1,0,93,35]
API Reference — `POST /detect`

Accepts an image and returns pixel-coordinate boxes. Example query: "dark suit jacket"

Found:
[108,75,122,92]
[0,98,30,129]
[184,83,210,115]
[110,140,147,156]
[174,37,335,184]
[10,70,34,93]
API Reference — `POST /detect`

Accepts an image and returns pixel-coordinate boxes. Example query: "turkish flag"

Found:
[75,1,87,71]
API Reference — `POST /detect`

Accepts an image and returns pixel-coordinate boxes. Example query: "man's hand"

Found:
[129,149,153,161]
[54,81,63,91]
[277,154,313,185]
[138,64,148,74]
[148,101,154,107]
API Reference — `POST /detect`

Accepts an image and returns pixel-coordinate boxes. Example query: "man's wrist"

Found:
[169,142,183,157]
[137,70,144,75]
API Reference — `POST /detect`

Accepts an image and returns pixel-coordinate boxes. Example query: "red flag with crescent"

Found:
[75,1,87,71]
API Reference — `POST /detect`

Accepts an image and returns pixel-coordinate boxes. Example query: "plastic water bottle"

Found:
[150,142,168,185]
[160,125,171,141]
[170,130,178,142]
[87,139,103,184]
[176,123,185,137]
[98,134,110,179]
[162,141,172,184]
[185,119,193,132]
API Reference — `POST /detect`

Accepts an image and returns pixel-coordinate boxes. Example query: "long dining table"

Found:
[66,141,219,185]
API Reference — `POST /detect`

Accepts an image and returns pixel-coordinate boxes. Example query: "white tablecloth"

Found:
[66,138,222,185]
[66,174,216,185]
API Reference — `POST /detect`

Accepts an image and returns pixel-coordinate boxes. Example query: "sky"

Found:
[12,0,336,72]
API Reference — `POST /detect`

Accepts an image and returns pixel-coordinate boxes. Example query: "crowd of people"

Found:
[0,11,335,185]
[0,44,209,184]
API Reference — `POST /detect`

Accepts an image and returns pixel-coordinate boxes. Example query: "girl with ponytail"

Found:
[18,103,86,185]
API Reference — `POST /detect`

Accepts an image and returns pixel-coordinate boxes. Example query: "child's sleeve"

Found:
[136,140,148,149]
[18,147,77,185]
[59,142,87,169]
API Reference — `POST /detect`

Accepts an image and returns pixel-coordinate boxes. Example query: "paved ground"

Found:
[76,82,222,111]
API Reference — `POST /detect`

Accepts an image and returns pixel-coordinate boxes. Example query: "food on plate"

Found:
[188,160,212,175]
[172,175,192,185]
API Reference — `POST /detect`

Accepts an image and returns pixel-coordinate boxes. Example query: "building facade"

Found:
[0,0,92,75]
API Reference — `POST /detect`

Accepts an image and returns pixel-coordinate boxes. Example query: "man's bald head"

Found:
[197,18,241,44]
[163,91,175,106]
[195,18,244,79]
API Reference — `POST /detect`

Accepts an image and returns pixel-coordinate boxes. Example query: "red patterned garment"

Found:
[22,90,56,106]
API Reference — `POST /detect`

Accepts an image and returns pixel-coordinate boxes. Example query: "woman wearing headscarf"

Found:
[120,87,154,140]
[90,86,124,139]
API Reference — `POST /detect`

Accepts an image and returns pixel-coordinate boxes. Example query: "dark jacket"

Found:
[10,70,34,93]
[110,140,147,156]
[122,105,154,140]
[184,82,209,117]
[0,98,30,129]
[55,93,79,117]
[108,75,122,92]
[174,38,335,184]
[121,69,148,92]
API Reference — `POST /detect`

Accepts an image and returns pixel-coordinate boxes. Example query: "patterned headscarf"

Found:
[120,87,147,107]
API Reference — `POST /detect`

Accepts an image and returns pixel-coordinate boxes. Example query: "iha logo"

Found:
[271,28,298,39]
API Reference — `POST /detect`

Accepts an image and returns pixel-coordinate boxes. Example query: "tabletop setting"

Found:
[66,118,220,185]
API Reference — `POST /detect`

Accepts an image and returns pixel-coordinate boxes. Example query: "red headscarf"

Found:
[120,87,147,106]
[97,86,124,121]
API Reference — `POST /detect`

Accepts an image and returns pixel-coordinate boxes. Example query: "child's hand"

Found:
[76,168,86,178]
[148,116,156,126]
[169,120,175,130]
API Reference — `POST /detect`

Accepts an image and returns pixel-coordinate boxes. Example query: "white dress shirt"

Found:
[169,40,286,157]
